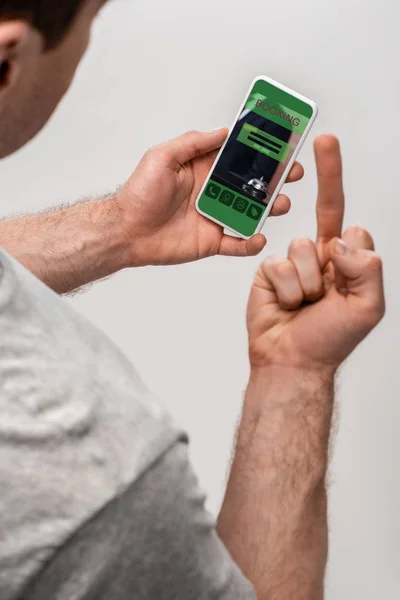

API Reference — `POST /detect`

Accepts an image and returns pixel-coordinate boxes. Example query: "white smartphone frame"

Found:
[195,75,318,239]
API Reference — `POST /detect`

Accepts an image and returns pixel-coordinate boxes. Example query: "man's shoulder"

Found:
[20,442,254,600]
[0,249,184,599]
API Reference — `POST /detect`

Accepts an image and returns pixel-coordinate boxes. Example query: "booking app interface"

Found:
[198,79,313,236]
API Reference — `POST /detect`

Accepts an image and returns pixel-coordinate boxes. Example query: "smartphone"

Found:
[196,76,318,238]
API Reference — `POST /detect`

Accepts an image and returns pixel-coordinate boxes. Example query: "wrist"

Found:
[250,363,335,384]
[248,339,339,381]
[82,194,133,274]
[247,365,335,412]
[115,187,153,268]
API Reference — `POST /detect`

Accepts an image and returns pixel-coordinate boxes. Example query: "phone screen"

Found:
[197,78,314,237]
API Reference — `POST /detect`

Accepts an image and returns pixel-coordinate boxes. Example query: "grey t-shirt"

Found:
[0,250,254,600]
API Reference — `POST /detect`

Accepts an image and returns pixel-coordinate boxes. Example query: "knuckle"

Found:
[260,257,277,280]
[366,254,383,272]
[360,294,385,326]
[183,130,201,152]
[248,340,268,366]
[376,303,386,321]
[267,257,283,276]
[280,294,302,311]
[261,256,278,271]
[344,226,375,250]
[345,225,368,237]
[143,147,154,160]
[365,304,385,326]
[143,146,159,161]
[275,259,295,278]
[305,284,324,300]
[157,148,173,163]
[289,237,314,253]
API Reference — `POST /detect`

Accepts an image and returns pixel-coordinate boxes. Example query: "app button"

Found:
[205,182,221,200]
[246,204,263,220]
[219,190,234,206]
[232,197,249,213]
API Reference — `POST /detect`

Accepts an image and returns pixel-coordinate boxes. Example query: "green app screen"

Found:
[198,79,313,236]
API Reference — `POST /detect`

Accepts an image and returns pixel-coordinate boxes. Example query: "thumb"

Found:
[160,128,228,169]
[328,238,385,319]
[218,233,266,257]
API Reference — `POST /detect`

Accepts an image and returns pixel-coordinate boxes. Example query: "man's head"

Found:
[0,0,106,157]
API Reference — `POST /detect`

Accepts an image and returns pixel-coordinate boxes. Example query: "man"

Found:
[0,1,385,599]
[0,0,298,290]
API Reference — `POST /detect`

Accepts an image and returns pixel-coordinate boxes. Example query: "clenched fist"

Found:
[247,135,385,374]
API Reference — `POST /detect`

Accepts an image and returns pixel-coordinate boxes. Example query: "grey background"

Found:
[0,0,399,597]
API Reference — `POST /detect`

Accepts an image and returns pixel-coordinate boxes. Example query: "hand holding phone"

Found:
[117,127,304,267]
[196,76,318,238]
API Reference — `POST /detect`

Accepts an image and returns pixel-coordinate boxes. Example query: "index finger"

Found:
[314,135,345,243]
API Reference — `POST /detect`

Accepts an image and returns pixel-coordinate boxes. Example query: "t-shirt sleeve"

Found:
[20,441,256,600]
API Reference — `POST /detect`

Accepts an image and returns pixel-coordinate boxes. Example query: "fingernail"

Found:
[335,239,349,255]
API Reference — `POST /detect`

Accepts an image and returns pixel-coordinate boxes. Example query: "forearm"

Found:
[0,195,131,294]
[217,366,334,600]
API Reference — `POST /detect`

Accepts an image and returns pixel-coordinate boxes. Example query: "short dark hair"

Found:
[0,0,86,48]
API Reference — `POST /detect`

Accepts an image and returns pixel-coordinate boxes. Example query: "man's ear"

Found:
[0,20,32,90]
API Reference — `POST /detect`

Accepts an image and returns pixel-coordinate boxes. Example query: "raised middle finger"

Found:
[314,135,345,254]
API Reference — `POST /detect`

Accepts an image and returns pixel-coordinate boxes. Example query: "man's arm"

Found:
[217,136,384,599]
[0,130,302,294]
[0,196,130,294]
[218,368,333,599]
